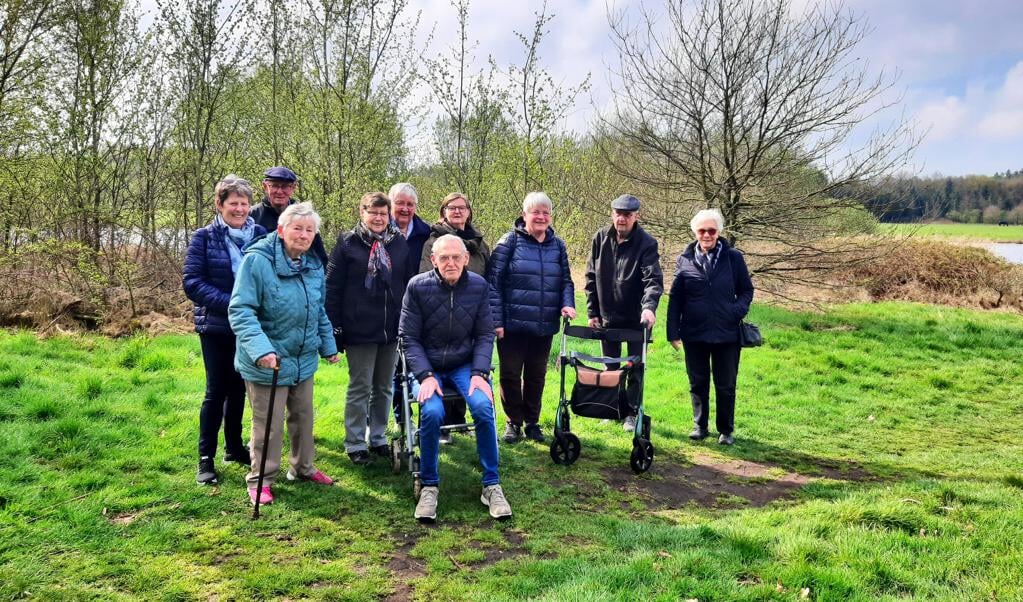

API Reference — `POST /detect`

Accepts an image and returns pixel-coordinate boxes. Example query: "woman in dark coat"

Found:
[666,209,754,446]
[325,192,412,465]
[488,192,576,445]
[419,193,491,276]
[183,175,267,485]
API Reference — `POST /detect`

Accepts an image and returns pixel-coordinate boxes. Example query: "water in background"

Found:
[989,243,1023,264]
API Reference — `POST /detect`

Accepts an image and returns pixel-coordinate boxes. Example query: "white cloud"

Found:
[914,96,968,142]
[976,60,1023,139]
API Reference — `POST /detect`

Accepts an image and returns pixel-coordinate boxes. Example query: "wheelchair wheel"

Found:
[550,432,581,465]
[629,438,654,474]
[411,455,422,499]
[390,439,403,474]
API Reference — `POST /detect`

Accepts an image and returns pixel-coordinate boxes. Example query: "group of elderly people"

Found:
[183,166,754,522]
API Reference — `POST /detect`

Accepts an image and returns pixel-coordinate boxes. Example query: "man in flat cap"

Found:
[251,166,328,264]
[584,194,664,432]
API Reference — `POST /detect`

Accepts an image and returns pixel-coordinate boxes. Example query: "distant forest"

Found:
[858,170,1023,224]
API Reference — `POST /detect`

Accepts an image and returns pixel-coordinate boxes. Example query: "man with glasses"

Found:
[400,234,511,523]
[584,194,664,432]
[252,166,328,264]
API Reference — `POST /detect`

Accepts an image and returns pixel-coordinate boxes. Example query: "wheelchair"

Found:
[389,344,483,499]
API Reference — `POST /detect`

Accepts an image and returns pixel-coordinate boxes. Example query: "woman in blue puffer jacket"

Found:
[488,192,576,445]
[183,175,266,486]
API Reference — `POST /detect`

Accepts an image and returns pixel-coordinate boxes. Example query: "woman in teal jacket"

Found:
[229,202,339,507]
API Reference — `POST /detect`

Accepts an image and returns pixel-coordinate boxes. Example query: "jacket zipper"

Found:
[297,270,310,384]
[442,287,453,368]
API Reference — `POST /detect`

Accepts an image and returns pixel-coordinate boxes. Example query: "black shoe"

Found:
[371,444,390,457]
[224,446,251,466]
[196,456,218,485]
[718,434,734,445]
[523,423,545,443]
[348,450,371,465]
[689,428,709,440]
[502,423,522,444]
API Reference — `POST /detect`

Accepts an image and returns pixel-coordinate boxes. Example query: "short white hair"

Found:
[690,208,724,234]
[279,201,322,232]
[522,191,552,213]
[388,182,418,204]
[431,234,468,255]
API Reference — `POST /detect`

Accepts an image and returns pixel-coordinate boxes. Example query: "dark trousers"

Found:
[601,334,643,417]
[497,332,553,426]
[198,333,247,458]
[682,341,741,435]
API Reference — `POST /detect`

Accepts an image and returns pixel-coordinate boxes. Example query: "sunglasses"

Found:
[697,228,718,235]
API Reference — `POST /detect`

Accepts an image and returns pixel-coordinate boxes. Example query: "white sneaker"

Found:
[481,484,512,520]
[622,415,638,432]
[415,486,438,523]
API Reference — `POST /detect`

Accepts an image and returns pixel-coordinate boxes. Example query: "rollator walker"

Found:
[550,318,654,473]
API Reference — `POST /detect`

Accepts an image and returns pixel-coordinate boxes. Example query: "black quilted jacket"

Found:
[399,269,494,381]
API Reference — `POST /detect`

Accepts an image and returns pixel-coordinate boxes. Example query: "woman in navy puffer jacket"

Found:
[488,192,576,445]
[183,175,267,486]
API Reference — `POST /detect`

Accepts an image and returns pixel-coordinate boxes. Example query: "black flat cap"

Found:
[263,166,298,182]
[611,194,640,211]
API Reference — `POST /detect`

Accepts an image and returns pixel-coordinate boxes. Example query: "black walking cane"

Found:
[252,361,280,520]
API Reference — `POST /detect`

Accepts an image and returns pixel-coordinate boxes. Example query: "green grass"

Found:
[2,301,1023,600]
[886,222,1023,242]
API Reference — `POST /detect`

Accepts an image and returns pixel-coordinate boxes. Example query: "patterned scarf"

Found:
[695,240,721,274]
[355,220,401,291]
[215,214,256,275]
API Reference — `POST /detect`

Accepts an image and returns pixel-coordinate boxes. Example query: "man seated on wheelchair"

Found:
[399,234,512,523]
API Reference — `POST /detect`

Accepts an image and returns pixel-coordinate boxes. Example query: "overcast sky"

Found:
[411,0,1023,177]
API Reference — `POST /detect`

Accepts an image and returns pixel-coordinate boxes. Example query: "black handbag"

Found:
[739,321,763,347]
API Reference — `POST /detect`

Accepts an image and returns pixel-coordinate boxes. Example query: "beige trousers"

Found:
[245,378,316,487]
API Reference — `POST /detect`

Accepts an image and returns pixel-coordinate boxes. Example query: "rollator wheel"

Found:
[413,477,423,500]
[390,439,403,474]
[550,432,581,465]
[630,438,654,474]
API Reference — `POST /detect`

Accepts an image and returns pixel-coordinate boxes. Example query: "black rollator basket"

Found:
[551,318,655,474]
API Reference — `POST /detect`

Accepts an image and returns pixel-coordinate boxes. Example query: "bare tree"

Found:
[601,0,918,294]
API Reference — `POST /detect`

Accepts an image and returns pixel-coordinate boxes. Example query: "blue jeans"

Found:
[412,364,500,487]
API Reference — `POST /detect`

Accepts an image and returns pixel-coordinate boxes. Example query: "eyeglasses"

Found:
[445,205,468,213]
[265,181,295,190]
[696,228,718,235]
[363,210,389,218]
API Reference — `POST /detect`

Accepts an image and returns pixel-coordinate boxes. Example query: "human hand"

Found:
[468,375,493,403]
[588,317,601,328]
[257,353,278,369]
[495,327,505,339]
[325,354,340,364]
[641,309,656,329]
[669,340,682,351]
[561,306,577,319]
[417,376,443,403]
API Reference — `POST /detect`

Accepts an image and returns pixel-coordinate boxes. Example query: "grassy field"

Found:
[2,301,1023,600]
[886,222,1023,242]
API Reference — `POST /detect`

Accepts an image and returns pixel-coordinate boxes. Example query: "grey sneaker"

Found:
[481,484,512,520]
[439,431,453,445]
[622,415,637,432]
[502,423,522,444]
[415,486,439,523]
[718,434,735,445]
[196,456,218,485]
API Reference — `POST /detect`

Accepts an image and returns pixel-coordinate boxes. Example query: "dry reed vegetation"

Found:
[847,240,1023,310]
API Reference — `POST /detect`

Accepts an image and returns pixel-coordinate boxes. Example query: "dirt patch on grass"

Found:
[602,453,872,510]
[462,529,529,567]
[385,533,427,602]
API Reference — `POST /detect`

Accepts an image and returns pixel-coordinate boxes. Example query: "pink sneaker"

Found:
[286,469,334,486]
[248,486,273,506]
